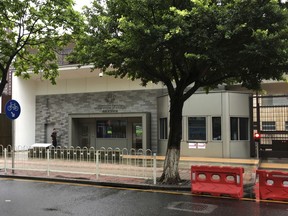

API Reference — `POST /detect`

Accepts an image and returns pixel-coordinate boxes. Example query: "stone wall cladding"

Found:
[35,89,162,152]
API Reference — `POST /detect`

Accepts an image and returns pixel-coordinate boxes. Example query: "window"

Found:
[272,97,288,106]
[96,120,127,138]
[262,121,276,131]
[188,117,206,141]
[230,117,249,140]
[231,118,238,140]
[262,96,288,106]
[212,117,221,140]
[253,122,258,130]
[239,118,249,140]
[261,97,273,106]
[286,121,288,131]
[159,118,168,139]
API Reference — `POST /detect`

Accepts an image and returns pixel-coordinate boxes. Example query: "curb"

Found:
[0,174,191,192]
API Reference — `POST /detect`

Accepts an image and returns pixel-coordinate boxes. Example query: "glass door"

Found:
[132,123,142,149]
[80,125,89,148]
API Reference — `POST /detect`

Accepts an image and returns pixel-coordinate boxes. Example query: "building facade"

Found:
[158,91,251,158]
[12,66,164,153]
[11,63,288,159]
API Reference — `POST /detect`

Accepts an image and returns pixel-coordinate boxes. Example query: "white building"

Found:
[12,63,288,158]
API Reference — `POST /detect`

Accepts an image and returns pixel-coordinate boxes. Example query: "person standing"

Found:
[51,128,57,147]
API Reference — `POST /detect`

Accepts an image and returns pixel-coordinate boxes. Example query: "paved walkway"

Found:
[0,167,190,191]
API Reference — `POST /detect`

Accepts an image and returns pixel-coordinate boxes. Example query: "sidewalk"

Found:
[0,168,191,191]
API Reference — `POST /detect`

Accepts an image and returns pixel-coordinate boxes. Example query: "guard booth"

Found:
[251,95,288,158]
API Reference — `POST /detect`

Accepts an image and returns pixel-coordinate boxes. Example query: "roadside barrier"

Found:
[0,145,157,183]
[191,165,244,199]
[256,170,288,201]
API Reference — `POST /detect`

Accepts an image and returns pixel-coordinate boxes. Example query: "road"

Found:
[0,178,287,216]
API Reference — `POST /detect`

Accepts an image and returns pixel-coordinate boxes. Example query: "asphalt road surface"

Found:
[0,178,287,216]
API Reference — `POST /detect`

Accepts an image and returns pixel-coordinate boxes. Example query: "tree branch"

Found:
[170,54,180,85]
[183,81,201,101]
[0,63,5,73]
[14,17,40,57]
[149,2,157,23]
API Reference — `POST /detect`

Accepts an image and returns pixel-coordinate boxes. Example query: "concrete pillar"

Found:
[222,92,230,157]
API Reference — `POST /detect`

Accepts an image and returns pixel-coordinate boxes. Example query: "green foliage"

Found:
[71,0,288,95]
[0,0,83,95]
[70,0,288,183]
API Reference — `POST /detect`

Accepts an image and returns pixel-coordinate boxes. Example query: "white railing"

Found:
[0,145,258,185]
[0,145,160,184]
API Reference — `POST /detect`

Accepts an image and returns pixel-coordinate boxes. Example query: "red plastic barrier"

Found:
[191,165,244,199]
[256,170,288,201]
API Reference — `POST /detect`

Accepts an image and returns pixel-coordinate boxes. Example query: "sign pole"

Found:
[12,120,15,173]
[5,99,21,174]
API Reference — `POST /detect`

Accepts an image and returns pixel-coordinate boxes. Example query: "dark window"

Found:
[160,118,168,139]
[188,117,206,141]
[253,121,258,130]
[262,121,276,131]
[231,117,238,140]
[230,117,249,140]
[239,118,249,140]
[212,117,221,140]
[97,120,126,138]
[286,121,288,131]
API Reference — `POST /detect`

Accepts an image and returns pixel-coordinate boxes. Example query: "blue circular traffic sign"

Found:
[5,99,21,120]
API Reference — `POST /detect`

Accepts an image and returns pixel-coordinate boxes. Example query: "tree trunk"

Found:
[0,69,8,97]
[159,96,184,184]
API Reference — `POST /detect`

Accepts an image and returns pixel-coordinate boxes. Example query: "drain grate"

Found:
[167,202,217,214]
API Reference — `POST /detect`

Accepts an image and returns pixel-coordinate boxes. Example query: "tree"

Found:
[70,0,288,184]
[0,0,82,96]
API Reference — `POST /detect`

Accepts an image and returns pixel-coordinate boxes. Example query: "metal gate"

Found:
[252,95,288,158]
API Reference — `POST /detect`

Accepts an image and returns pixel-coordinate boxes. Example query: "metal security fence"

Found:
[252,95,288,158]
[0,145,160,183]
[0,145,258,186]
[0,145,260,187]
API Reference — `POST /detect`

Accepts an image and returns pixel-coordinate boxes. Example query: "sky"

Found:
[74,0,93,11]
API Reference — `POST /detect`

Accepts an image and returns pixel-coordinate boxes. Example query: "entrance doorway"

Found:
[132,123,142,149]
[70,113,150,150]
[78,120,96,148]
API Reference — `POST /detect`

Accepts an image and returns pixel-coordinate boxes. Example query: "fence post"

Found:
[47,149,50,177]
[255,141,259,159]
[4,148,7,174]
[12,148,15,174]
[96,150,99,180]
[153,153,156,185]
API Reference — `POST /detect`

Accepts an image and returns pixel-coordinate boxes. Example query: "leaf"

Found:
[0,0,83,96]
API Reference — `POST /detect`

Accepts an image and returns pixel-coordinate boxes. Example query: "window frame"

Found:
[230,117,249,141]
[188,116,207,141]
[96,119,127,139]
[159,118,168,140]
[262,121,276,131]
[212,117,222,141]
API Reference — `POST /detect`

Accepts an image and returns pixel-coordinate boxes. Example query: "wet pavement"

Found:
[1,178,288,216]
